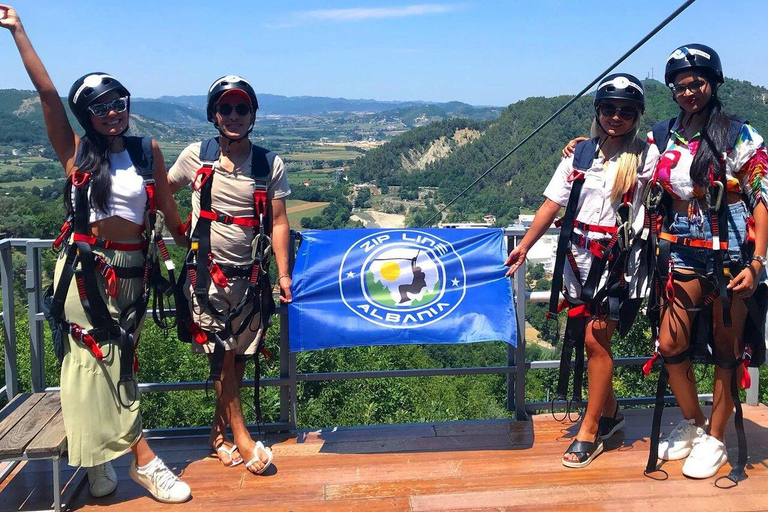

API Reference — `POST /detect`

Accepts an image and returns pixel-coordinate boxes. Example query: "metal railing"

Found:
[0,228,760,433]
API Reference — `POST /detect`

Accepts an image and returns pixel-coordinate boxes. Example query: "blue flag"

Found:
[288,228,516,352]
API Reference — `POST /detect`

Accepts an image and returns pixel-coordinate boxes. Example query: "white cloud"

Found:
[267,4,461,27]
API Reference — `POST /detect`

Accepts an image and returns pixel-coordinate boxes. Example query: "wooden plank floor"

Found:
[2,405,767,511]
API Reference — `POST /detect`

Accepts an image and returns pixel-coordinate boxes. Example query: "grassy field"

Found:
[0,154,55,174]
[284,144,364,162]
[288,170,337,186]
[0,178,57,189]
[285,199,329,228]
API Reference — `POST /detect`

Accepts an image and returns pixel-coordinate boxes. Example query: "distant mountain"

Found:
[0,89,186,144]
[350,78,768,226]
[146,93,501,120]
[130,100,207,127]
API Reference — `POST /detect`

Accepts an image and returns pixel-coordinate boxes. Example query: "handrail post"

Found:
[505,234,514,413]
[26,242,45,392]
[1,242,18,399]
[513,236,528,421]
[279,231,297,427]
[746,368,759,406]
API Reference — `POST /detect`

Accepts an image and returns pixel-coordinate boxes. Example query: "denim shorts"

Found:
[667,201,749,273]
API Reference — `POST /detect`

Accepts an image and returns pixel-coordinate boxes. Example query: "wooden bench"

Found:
[0,392,79,512]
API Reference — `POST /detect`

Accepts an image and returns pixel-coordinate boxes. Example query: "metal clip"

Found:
[707,181,724,212]
[617,208,634,251]
[644,184,663,210]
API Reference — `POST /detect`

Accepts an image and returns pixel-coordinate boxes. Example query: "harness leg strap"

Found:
[645,350,690,475]
[208,335,228,382]
[713,357,748,482]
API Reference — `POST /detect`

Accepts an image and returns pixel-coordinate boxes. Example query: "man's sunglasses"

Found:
[670,79,707,96]
[87,97,129,117]
[216,103,252,116]
[598,103,638,120]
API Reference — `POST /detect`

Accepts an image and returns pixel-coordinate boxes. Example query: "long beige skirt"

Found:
[54,245,144,468]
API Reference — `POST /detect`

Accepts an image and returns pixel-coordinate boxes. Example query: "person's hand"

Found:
[0,5,22,33]
[562,136,588,158]
[727,263,760,298]
[278,275,292,303]
[504,245,527,277]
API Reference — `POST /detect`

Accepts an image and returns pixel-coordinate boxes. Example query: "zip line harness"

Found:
[643,118,766,484]
[43,136,177,407]
[547,137,648,420]
[175,137,276,422]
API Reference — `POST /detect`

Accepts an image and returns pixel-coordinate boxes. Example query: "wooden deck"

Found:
[2,405,768,512]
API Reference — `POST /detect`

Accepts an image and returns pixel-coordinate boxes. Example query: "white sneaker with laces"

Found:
[87,461,117,498]
[658,418,707,461]
[129,457,191,503]
[682,433,728,479]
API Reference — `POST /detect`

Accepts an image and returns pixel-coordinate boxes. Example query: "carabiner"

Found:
[707,181,724,212]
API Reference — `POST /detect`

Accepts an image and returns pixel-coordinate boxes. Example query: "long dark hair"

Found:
[689,96,734,187]
[64,132,113,217]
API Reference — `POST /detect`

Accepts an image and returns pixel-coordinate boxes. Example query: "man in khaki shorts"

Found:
[169,75,292,475]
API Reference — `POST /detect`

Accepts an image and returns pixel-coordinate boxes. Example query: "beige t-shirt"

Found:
[169,141,291,266]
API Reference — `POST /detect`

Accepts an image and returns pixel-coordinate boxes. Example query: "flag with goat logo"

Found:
[288,229,516,351]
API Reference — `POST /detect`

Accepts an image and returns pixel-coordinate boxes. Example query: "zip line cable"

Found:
[422,0,698,227]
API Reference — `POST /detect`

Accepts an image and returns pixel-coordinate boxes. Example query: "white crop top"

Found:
[72,150,148,225]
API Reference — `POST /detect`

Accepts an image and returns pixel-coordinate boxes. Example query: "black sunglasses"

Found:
[216,103,252,116]
[670,79,708,96]
[87,97,128,117]
[598,103,638,121]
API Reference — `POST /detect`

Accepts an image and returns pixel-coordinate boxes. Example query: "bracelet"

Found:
[752,255,767,267]
[278,274,291,281]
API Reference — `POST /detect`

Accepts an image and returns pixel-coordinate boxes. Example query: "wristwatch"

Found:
[752,255,767,267]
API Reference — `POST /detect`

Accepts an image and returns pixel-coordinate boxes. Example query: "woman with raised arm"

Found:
[643,44,767,480]
[505,73,659,468]
[1,5,190,503]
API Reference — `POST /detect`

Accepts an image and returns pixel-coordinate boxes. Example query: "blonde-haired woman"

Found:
[505,73,659,467]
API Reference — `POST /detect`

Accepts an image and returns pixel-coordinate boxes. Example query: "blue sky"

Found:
[1,0,766,106]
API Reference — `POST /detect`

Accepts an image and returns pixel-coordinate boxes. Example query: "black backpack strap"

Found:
[727,117,746,149]
[199,137,221,162]
[572,137,599,171]
[651,118,676,153]
[123,136,155,176]
[547,138,597,316]
[250,145,272,180]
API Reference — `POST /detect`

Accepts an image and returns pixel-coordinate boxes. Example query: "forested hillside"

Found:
[350,78,768,226]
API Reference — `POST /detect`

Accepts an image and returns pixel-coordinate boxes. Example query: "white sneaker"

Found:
[682,434,728,479]
[87,461,117,497]
[658,418,707,461]
[129,457,191,503]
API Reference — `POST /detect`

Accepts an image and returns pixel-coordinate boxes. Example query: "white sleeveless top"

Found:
[72,150,147,225]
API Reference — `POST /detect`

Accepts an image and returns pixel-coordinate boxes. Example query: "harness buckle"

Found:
[53,220,71,250]
[192,166,214,191]
[70,171,90,187]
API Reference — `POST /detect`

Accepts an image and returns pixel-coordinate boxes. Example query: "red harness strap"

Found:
[199,209,260,227]
[72,234,148,251]
[658,232,728,250]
